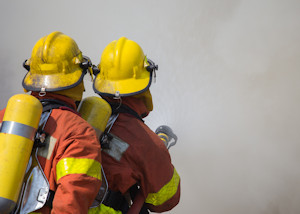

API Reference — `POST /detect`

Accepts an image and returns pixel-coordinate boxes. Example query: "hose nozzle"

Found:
[155,125,177,150]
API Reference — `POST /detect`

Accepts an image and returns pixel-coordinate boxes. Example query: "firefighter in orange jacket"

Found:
[93,37,181,213]
[0,32,102,213]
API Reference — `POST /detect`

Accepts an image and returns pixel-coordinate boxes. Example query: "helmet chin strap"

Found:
[113,91,122,110]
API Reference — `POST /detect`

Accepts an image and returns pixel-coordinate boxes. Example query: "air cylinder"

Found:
[0,94,42,213]
[78,96,112,138]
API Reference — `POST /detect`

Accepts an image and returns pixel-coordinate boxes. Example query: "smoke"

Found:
[1,0,300,213]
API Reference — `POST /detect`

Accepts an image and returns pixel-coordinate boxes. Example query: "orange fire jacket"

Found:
[102,96,180,212]
[0,93,102,214]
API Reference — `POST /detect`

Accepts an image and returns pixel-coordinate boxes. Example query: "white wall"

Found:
[1,0,300,213]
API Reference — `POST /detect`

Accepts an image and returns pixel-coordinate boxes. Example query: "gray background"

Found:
[1,0,300,213]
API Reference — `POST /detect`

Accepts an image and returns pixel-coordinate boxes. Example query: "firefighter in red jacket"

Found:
[0,31,102,213]
[93,37,181,213]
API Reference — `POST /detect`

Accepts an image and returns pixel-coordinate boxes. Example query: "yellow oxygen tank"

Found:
[78,96,111,207]
[78,96,112,138]
[0,94,42,214]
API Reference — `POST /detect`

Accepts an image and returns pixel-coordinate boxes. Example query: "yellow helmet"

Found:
[22,31,92,92]
[93,37,158,97]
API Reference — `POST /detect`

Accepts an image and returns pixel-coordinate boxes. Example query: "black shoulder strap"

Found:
[34,99,74,207]
[34,99,71,148]
[108,102,144,123]
[102,185,149,214]
[40,99,73,112]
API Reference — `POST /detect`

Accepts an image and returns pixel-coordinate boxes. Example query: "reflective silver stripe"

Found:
[103,134,129,162]
[0,121,37,141]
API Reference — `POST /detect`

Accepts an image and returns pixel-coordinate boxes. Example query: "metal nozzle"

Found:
[155,125,178,149]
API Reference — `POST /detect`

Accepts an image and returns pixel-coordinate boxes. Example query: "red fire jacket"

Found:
[0,93,102,214]
[102,96,180,212]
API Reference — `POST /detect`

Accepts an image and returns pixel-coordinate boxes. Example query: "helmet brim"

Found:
[22,68,85,92]
[93,73,152,97]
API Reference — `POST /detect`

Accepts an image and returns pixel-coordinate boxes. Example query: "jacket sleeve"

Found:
[145,167,181,212]
[51,112,102,214]
[137,128,181,212]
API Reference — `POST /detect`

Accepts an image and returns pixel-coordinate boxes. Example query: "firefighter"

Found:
[93,37,181,213]
[0,31,102,213]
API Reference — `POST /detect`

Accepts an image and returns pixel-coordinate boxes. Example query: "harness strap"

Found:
[102,185,149,214]
[33,99,72,148]
[102,190,130,213]
[45,190,55,209]
[99,102,144,150]
[129,185,149,214]
[40,99,74,112]
[108,102,144,123]
[34,99,73,208]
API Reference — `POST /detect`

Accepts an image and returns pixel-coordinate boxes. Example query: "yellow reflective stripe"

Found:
[88,203,122,214]
[56,157,102,182]
[145,168,180,206]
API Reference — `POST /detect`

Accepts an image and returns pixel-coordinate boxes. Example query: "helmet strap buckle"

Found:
[114,91,121,100]
[39,87,46,97]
